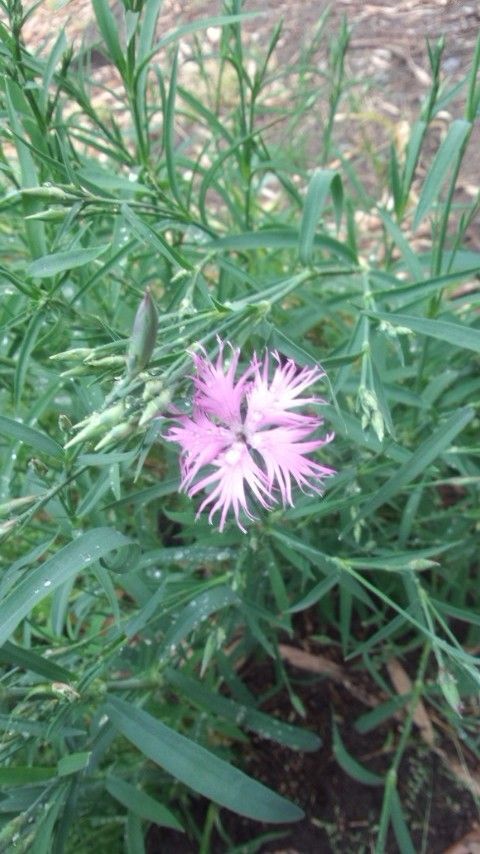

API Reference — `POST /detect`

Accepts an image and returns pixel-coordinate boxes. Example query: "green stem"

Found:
[375,643,430,854]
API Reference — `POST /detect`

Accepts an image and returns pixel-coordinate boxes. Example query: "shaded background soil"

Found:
[147,650,479,853]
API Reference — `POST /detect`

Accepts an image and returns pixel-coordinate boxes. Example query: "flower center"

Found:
[234,428,248,442]
[224,442,244,465]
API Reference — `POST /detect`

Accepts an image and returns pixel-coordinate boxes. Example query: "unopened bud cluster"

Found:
[56,290,170,451]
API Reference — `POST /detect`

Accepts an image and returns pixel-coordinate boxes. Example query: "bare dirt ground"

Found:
[18,0,480,232]
[21,0,480,125]
[20,1,480,147]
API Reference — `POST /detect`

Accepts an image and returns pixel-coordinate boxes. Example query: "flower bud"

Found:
[83,355,126,367]
[21,186,77,203]
[126,289,158,376]
[60,365,91,378]
[138,389,172,427]
[0,495,38,517]
[64,403,125,449]
[0,518,19,542]
[50,348,93,362]
[94,422,134,450]
[25,209,68,223]
[142,378,164,401]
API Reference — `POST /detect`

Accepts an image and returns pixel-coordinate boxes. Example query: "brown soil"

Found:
[147,652,479,853]
[13,0,480,227]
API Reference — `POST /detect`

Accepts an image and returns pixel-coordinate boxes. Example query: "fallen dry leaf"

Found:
[443,823,480,854]
[279,644,379,708]
[386,657,436,746]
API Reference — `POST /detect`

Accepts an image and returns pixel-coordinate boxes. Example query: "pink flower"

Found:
[167,342,335,531]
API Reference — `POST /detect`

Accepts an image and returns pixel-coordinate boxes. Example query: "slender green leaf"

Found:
[0,641,73,682]
[332,718,383,785]
[14,307,45,408]
[57,752,91,776]
[207,228,357,264]
[91,0,127,75]
[299,169,343,265]
[390,788,416,854]
[0,529,133,645]
[4,80,46,258]
[121,204,192,270]
[371,309,480,354]
[377,209,423,280]
[164,49,182,207]
[106,696,304,823]
[106,777,184,830]
[373,266,480,306]
[355,694,411,734]
[0,715,84,739]
[288,574,339,613]
[161,586,239,655]
[356,407,474,522]
[0,767,56,785]
[136,13,262,76]
[401,120,426,200]
[27,245,109,279]
[413,119,471,228]
[0,415,63,460]
[165,668,321,751]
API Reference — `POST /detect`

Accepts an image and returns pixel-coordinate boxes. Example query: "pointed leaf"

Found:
[106,696,304,823]
[413,119,471,229]
[27,245,109,278]
[106,777,183,830]
[0,529,133,645]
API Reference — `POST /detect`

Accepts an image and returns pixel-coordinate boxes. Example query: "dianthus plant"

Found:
[167,342,335,531]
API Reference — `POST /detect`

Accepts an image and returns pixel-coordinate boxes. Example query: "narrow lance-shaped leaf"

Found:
[371,309,480,354]
[413,119,471,229]
[299,169,343,265]
[354,407,474,524]
[106,696,304,823]
[27,244,109,279]
[332,718,383,785]
[165,668,321,751]
[106,777,184,831]
[121,204,192,270]
[0,415,63,459]
[0,529,134,645]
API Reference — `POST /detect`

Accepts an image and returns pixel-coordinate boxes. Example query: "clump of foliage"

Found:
[0,0,479,851]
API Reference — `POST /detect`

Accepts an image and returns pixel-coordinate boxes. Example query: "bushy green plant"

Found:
[0,0,479,850]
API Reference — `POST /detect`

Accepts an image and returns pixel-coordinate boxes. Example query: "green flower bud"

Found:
[60,365,91,378]
[94,422,134,451]
[142,378,164,401]
[126,289,158,376]
[25,209,68,223]
[138,389,172,427]
[84,355,126,367]
[21,186,77,203]
[0,495,38,517]
[64,403,125,449]
[0,518,19,541]
[50,348,93,362]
